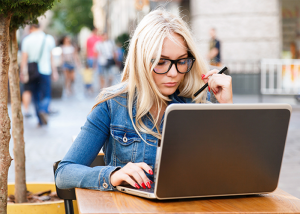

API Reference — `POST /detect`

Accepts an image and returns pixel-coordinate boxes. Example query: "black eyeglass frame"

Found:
[151,57,196,74]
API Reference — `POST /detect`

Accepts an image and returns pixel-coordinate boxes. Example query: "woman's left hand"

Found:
[202,69,233,103]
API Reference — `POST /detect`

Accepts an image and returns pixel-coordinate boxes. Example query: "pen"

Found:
[193,66,228,97]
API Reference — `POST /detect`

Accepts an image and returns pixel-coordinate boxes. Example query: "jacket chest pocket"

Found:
[111,127,141,164]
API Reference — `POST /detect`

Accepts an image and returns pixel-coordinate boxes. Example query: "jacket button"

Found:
[123,134,128,143]
[103,182,108,189]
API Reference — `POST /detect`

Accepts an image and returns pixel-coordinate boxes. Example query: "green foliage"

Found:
[0,0,58,30]
[115,33,130,56]
[50,0,93,35]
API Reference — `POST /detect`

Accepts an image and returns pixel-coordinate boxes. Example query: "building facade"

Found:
[91,0,300,94]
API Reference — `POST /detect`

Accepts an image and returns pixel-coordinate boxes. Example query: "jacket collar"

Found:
[131,90,186,117]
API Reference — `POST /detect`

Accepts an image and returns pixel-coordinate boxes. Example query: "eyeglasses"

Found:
[152,57,195,74]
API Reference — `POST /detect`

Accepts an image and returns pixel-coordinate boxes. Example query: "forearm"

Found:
[20,52,28,73]
[55,101,113,190]
[209,48,218,59]
[74,51,81,67]
[55,161,120,191]
[51,54,58,74]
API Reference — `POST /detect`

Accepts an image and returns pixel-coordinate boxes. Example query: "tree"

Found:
[0,10,13,214]
[0,0,56,212]
[50,0,93,35]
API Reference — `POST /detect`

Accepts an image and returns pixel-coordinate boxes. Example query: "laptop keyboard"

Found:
[125,183,155,193]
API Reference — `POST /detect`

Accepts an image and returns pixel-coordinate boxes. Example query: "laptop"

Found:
[116,103,291,200]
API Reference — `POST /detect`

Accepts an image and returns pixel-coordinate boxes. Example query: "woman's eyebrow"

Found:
[160,53,188,59]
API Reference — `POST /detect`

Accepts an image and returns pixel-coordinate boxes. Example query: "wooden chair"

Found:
[53,153,105,214]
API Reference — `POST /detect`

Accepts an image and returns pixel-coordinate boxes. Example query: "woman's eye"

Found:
[157,60,167,65]
[178,59,187,65]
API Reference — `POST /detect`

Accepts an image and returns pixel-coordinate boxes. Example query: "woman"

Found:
[55,9,232,191]
[61,36,81,95]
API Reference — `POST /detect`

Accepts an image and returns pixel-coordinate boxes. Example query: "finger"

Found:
[123,162,146,188]
[136,162,153,176]
[208,77,219,95]
[122,173,140,189]
[209,74,232,94]
[130,163,152,189]
[203,69,219,79]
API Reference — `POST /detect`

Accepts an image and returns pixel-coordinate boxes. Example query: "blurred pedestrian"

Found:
[115,41,125,72]
[21,27,34,118]
[61,35,81,95]
[82,61,94,95]
[94,32,116,88]
[86,27,102,68]
[20,23,58,126]
[22,90,32,118]
[207,28,221,67]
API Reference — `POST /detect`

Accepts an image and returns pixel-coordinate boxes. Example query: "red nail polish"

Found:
[149,170,153,175]
[150,180,154,184]
[201,74,205,80]
[146,182,151,189]
[134,183,140,189]
[141,183,146,189]
[213,90,216,94]
[208,86,210,92]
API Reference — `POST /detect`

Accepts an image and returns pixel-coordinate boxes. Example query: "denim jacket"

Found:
[55,85,213,191]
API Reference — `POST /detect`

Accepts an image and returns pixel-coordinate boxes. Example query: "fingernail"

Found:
[134,183,140,189]
[141,183,146,189]
[208,86,210,92]
[146,182,151,189]
[213,90,216,94]
[150,180,154,184]
[149,170,153,175]
[201,74,205,80]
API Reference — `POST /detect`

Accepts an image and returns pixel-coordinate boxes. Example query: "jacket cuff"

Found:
[99,166,120,191]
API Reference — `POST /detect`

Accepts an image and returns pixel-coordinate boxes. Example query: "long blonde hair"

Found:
[93,9,208,140]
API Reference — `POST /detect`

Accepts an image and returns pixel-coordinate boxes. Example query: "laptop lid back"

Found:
[155,104,291,199]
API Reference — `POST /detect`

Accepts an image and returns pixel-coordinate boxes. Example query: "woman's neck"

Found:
[150,102,167,127]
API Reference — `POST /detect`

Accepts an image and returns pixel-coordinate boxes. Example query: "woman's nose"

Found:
[167,64,177,77]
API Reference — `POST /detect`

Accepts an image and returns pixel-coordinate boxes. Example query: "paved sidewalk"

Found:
[7,93,300,199]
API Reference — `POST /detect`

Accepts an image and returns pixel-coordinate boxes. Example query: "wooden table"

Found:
[75,188,300,214]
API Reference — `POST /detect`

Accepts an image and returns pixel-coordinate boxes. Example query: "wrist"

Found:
[109,167,120,187]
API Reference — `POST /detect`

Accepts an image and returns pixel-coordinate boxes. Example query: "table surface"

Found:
[75,188,300,214]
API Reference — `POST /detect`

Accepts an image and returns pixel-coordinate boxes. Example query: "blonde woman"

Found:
[55,9,232,191]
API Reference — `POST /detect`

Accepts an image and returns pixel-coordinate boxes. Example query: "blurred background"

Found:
[7,0,300,199]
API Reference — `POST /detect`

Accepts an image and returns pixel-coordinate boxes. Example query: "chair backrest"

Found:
[53,153,105,200]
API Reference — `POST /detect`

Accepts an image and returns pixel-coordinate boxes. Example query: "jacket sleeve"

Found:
[55,100,119,191]
[207,91,219,103]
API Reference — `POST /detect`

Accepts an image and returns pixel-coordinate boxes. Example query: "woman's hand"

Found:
[110,162,153,189]
[202,69,233,103]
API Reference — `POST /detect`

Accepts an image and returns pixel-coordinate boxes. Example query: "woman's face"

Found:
[64,37,71,45]
[152,33,188,96]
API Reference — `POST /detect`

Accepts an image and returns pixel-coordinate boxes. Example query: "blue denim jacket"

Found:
[55,85,212,191]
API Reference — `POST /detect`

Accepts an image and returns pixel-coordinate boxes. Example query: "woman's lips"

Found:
[164,82,177,87]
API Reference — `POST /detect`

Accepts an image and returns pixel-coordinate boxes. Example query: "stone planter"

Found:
[7,182,78,214]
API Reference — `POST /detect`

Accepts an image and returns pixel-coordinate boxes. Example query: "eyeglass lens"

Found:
[154,58,193,74]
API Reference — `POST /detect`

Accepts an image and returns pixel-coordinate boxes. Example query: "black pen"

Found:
[193,66,228,97]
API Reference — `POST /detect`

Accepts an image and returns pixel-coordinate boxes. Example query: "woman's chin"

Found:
[161,87,177,96]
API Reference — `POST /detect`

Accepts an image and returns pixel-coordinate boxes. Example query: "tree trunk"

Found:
[8,28,27,203]
[0,13,12,214]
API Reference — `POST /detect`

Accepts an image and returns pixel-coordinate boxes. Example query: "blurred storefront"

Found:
[282,0,300,59]
[92,0,189,38]
[191,0,300,95]
[91,0,300,95]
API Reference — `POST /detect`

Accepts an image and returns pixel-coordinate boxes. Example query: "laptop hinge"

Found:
[158,139,161,147]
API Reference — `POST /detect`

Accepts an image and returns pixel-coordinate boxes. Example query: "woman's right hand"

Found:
[110,162,153,189]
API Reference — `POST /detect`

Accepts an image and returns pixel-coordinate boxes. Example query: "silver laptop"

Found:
[117,103,291,200]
